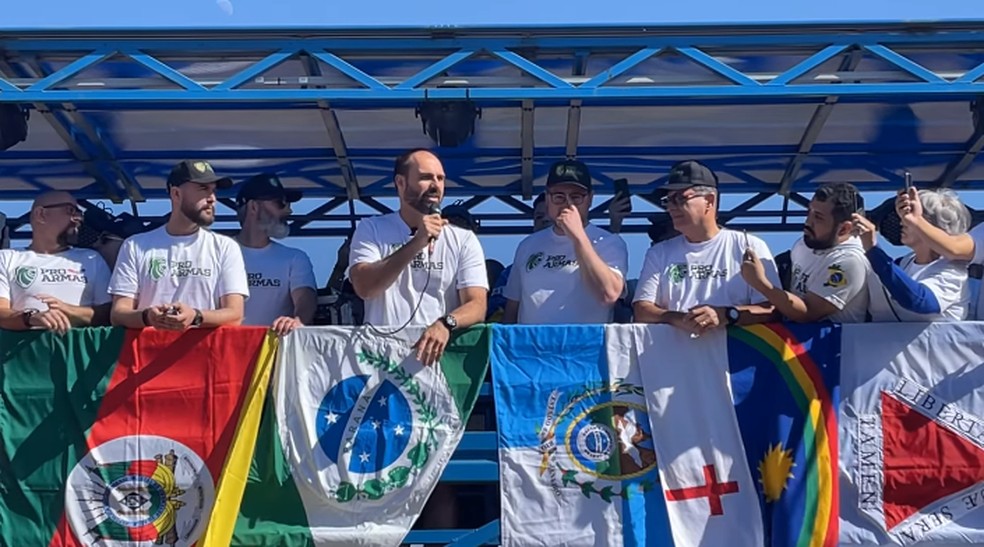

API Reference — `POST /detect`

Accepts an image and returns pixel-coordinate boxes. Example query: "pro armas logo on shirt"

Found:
[247,273,281,287]
[147,256,212,280]
[667,263,728,283]
[14,266,37,288]
[526,252,576,271]
[14,265,86,288]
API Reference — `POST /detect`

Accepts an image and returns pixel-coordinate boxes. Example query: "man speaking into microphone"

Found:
[347,148,488,365]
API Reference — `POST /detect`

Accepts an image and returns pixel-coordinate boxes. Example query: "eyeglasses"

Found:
[658,192,706,209]
[262,197,289,209]
[38,202,83,217]
[548,192,588,205]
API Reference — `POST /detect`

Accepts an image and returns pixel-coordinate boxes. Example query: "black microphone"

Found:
[426,203,441,254]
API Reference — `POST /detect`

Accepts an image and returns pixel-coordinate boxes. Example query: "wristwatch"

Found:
[439,314,458,333]
[191,309,204,327]
[725,306,740,326]
[22,308,38,327]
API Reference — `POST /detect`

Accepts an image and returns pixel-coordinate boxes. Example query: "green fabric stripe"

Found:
[0,327,126,546]
[439,325,491,421]
[730,328,820,547]
[232,394,314,546]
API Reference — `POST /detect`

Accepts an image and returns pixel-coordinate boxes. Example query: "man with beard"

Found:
[503,159,628,324]
[0,191,112,333]
[632,161,778,335]
[348,148,487,531]
[742,181,870,323]
[234,173,316,334]
[348,148,488,363]
[108,160,249,330]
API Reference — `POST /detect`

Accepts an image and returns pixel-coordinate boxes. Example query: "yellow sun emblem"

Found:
[758,443,795,502]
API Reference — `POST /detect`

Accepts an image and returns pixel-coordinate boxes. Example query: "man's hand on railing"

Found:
[271,316,303,336]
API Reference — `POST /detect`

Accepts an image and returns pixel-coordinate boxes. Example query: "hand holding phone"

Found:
[613,178,630,199]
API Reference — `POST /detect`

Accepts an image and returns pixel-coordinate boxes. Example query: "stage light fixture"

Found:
[415,100,481,148]
[0,104,28,151]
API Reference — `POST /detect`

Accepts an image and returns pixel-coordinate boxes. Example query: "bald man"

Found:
[0,192,112,333]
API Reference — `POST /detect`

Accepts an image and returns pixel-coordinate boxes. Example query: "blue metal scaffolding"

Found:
[1,22,983,544]
[1,22,983,237]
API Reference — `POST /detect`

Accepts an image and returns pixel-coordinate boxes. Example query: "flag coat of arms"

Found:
[491,325,673,547]
[728,323,841,547]
[232,325,489,546]
[840,322,984,545]
[0,327,276,547]
[634,325,765,547]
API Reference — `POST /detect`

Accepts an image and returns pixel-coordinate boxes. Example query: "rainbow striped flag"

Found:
[728,323,841,547]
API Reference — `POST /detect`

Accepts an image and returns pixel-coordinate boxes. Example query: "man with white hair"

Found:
[0,191,112,333]
[854,189,970,321]
[234,173,316,334]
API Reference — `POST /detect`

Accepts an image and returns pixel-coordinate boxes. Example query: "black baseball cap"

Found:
[236,173,303,207]
[546,159,592,190]
[660,160,719,193]
[166,160,232,189]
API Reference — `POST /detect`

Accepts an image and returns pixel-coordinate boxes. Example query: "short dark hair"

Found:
[813,182,863,224]
[533,193,546,209]
[393,148,437,180]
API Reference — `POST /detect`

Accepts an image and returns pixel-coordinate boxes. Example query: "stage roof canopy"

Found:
[0,22,983,213]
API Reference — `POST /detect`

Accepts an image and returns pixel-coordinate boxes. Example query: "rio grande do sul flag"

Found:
[0,327,275,547]
[491,325,673,547]
[231,325,490,546]
[840,322,984,545]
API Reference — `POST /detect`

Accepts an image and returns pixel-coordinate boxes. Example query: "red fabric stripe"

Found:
[48,327,269,547]
[765,323,840,546]
[126,460,160,478]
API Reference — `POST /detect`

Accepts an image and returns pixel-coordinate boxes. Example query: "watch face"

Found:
[728,308,740,321]
[444,315,457,328]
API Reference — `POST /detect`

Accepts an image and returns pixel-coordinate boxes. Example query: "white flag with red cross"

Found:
[634,325,764,547]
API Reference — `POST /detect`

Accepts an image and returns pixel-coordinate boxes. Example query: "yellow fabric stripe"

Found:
[200,331,279,546]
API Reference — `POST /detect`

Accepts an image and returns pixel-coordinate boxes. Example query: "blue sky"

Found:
[2,0,980,29]
[2,1,979,283]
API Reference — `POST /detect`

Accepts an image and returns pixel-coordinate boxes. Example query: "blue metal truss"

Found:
[1,22,984,238]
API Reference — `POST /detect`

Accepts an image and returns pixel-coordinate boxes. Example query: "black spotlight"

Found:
[415,100,481,148]
[0,104,28,151]
[973,96,984,134]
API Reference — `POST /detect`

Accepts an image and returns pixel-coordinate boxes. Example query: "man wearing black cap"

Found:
[108,160,250,330]
[633,160,779,335]
[502,159,628,324]
[234,173,316,334]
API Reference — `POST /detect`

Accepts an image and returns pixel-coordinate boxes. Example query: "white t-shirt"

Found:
[108,226,250,310]
[968,223,984,320]
[240,242,317,326]
[0,247,111,310]
[867,253,968,322]
[789,237,870,323]
[348,212,488,327]
[503,224,628,324]
[633,228,779,311]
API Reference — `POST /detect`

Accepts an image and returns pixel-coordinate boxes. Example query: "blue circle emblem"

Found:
[316,375,413,473]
